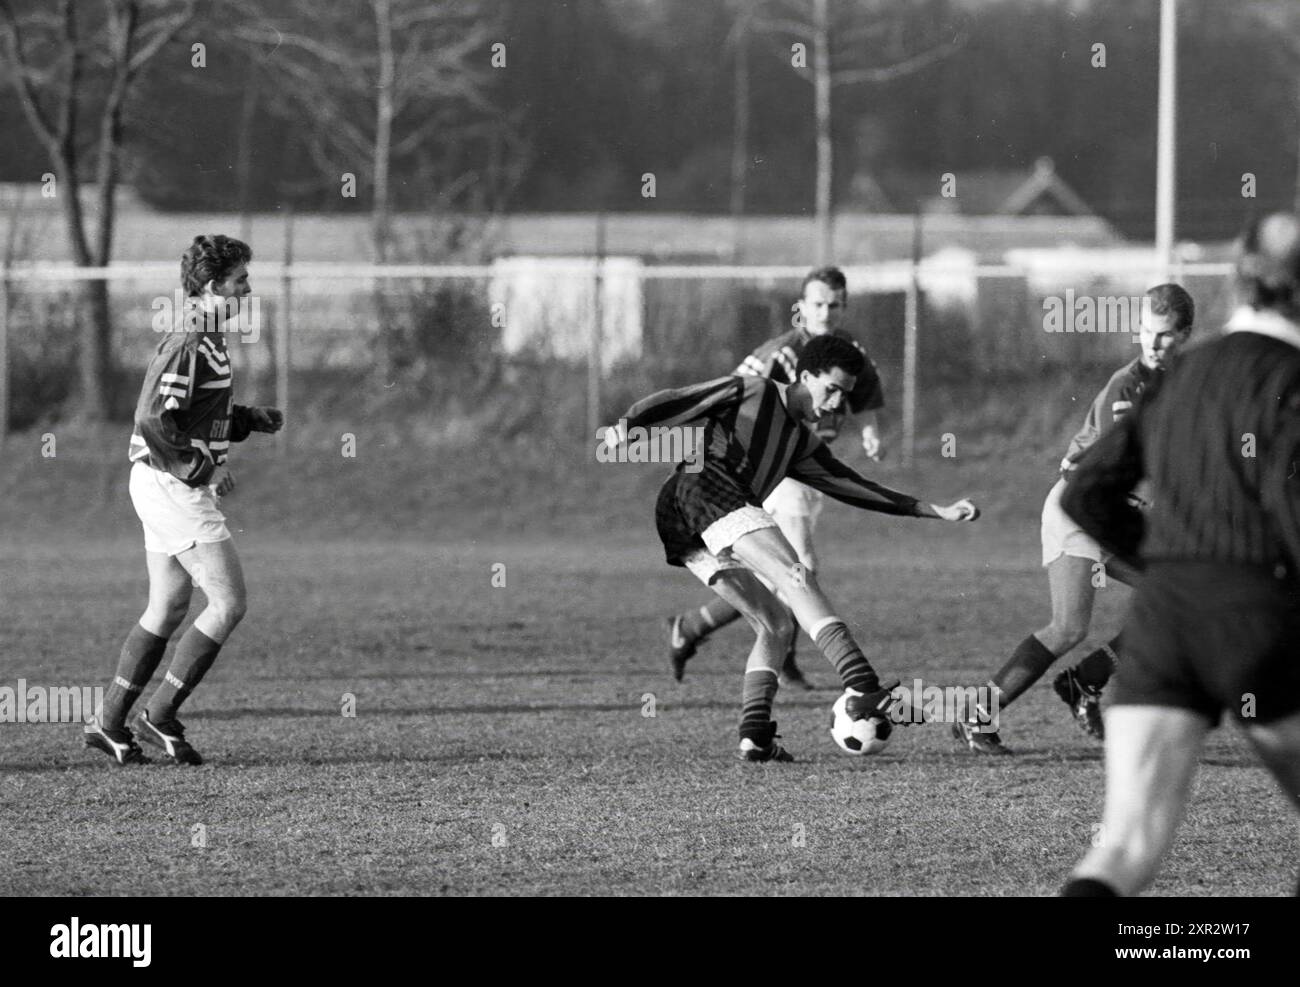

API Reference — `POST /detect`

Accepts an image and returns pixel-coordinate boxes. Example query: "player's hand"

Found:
[250,407,284,433]
[933,498,979,522]
[602,420,628,449]
[861,424,884,462]
[209,466,236,498]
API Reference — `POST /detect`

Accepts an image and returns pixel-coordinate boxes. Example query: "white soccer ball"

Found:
[829,690,892,755]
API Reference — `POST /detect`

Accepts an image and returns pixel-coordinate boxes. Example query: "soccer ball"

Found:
[829,691,892,755]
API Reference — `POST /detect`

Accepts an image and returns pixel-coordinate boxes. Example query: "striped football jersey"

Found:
[617,375,922,516]
[1060,357,1159,475]
[129,326,256,486]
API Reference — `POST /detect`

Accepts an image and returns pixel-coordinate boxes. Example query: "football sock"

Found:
[739,668,779,738]
[682,598,741,641]
[1074,636,1121,691]
[1060,876,1119,897]
[144,627,222,722]
[101,624,170,731]
[991,634,1057,707]
[812,618,879,694]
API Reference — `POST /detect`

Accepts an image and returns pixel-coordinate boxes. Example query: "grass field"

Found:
[3,483,1296,895]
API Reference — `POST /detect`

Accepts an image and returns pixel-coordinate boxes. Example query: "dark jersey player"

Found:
[666,266,886,690]
[953,284,1195,755]
[84,235,283,767]
[608,334,978,762]
[1062,213,1300,896]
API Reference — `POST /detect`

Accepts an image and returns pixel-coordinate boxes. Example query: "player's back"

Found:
[1140,328,1300,568]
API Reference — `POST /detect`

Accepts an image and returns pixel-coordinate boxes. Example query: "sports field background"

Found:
[2,412,1296,896]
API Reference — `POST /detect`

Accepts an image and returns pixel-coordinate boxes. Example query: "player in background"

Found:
[1061,214,1300,896]
[609,334,978,762]
[666,267,886,689]
[84,235,283,766]
[953,283,1195,754]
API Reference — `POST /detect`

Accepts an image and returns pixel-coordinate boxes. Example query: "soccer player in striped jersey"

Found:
[666,266,885,689]
[608,334,978,762]
[84,235,283,766]
[952,283,1195,755]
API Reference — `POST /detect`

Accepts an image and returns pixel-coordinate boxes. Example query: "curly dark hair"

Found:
[797,333,865,379]
[181,235,252,297]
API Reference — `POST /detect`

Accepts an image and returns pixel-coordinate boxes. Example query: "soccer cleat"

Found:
[133,710,203,765]
[1054,668,1105,741]
[951,719,1013,755]
[84,722,152,766]
[779,651,816,691]
[667,614,701,682]
[843,679,902,723]
[737,722,795,763]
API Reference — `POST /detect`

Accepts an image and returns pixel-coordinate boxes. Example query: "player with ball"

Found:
[607,335,979,761]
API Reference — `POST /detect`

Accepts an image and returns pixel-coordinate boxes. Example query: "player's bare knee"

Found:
[1047,620,1087,652]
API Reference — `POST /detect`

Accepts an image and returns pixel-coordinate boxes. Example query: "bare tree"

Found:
[756,0,962,263]
[227,0,515,263]
[0,0,195,420]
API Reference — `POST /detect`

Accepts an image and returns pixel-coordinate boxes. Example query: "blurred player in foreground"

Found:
[666,266,886,689]
[953,284,1195,755]
[608,334,978,762]
[84,235,283,766]
[1061,214,1300,896]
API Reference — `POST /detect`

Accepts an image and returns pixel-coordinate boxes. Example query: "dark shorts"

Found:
[1114,561,1300,725]
[654,467,761,567]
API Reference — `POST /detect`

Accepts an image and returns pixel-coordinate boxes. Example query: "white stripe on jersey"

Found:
[159,384,187,398]
[198,378,232,389]
[161,372,191,385]
[775,346,797,380]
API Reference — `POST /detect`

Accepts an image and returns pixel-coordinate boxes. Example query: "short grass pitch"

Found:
[3,517,1294,896]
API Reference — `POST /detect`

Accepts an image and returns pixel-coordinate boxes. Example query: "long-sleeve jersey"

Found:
[1060,357,1157,474]
[128,327,255,487]
[618,374,922,516]
[1064,308,1300,572]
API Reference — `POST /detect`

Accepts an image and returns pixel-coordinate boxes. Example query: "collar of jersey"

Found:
[1225,306,1300,351]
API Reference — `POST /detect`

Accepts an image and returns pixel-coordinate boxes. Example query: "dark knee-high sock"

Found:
[681,597,742,641]
[739,668,779,739]
[1074,635,1121,691]
[813,619,879,693]
[145,627,222,721]
[1060,876,1118,897]
[991,634,1058,707]
[101,625,170,730]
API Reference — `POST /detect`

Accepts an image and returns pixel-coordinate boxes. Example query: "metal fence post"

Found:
[0,260,8,444]
[276,210,293,455]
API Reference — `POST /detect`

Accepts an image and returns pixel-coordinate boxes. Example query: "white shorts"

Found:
[129,461,231,556]
[762,478,825,524]
[682,505,779,585]
[1040,476,1107,567]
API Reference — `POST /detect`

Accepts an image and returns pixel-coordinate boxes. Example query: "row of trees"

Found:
[3,0,1300,421]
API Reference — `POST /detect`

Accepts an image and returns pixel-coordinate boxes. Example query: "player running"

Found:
[665,266,886,690]
[1061,214,1300,896]
[953,283,1195,755]
[608,334,978,762]
[84,235,283,766]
